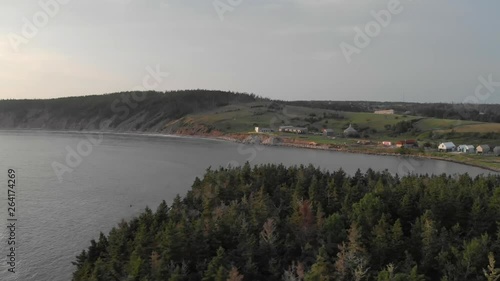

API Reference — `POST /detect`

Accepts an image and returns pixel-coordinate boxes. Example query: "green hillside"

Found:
[2,90,500,170]
[181,101,500,144]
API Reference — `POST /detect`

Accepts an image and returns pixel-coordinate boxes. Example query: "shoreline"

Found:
[192,131,500,173]
[1,129,499,173]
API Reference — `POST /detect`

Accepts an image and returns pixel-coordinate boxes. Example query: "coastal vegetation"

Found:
[72,164,500,280]
[2,90,500,170]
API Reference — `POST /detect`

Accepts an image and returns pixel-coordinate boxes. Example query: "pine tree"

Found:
[483,252,500,281]
[127,250,144,280]
[227,266,244,281]
[334,223,369,281]
[371,214,391,267]
[304,246,331,281]
[203,247,227,281]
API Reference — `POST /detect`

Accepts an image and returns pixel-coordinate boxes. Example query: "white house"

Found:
[438,142,456,152]
[457,145,475,153]
[476,145,490,154]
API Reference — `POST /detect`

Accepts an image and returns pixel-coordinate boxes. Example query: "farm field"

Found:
[175,101,500,171]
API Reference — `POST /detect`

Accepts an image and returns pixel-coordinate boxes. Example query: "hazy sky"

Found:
[1,0,499,102]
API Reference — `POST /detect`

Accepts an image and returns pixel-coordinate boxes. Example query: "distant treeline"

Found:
[286,101,500,123]
[72,164,500,281]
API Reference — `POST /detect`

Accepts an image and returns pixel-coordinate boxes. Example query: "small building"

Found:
[323,129,334,137]
[476,145,490,154]
[457,145,475,153]
[494,146,500,156]
[343,124,359,137]
[438,142,456,152]
[279,126,308,134]
[255,127,273,133]
[374,109,395,115]
[382,141,392,146]
[396,140,418,148]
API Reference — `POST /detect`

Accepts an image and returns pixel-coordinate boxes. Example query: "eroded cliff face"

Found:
[0,109,166,132]
[0,108,227,137]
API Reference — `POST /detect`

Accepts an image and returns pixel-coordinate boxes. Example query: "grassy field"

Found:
[426,152,500,171]
[343,112,420,131]
[437,123,500,133]
[186,103,419,135]
[183,102,500,139]
[413,118,480,131]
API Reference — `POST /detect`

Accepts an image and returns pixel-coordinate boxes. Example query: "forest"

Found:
[72,164,500,281]
[286,101,500,123]
[0,90,260,130]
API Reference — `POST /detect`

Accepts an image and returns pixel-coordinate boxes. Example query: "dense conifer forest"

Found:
[72,164,500,281]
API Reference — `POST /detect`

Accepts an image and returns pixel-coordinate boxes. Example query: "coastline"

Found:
[1,129,499,173]
[173,131,500,173]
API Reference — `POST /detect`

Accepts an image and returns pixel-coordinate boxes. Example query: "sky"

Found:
[0,0,499,103]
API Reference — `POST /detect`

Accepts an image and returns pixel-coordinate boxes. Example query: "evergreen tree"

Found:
[71,164,500,281]
[203,247,227,281]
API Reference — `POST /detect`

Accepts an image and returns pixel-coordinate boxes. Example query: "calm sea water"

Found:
[0,130,494,281]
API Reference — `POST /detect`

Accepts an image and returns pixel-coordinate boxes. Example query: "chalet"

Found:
[457,145,475,153]
[322,129,334,137]
[396,140,418,148]
[438,142,456,152]
[343,124,359,137]
[476,145,490,154]
[255,127,273,133]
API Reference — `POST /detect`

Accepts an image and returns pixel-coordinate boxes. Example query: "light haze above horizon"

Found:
[1,0,499,103]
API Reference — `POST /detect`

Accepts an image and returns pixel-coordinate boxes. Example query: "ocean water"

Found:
[0,130,493,281]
